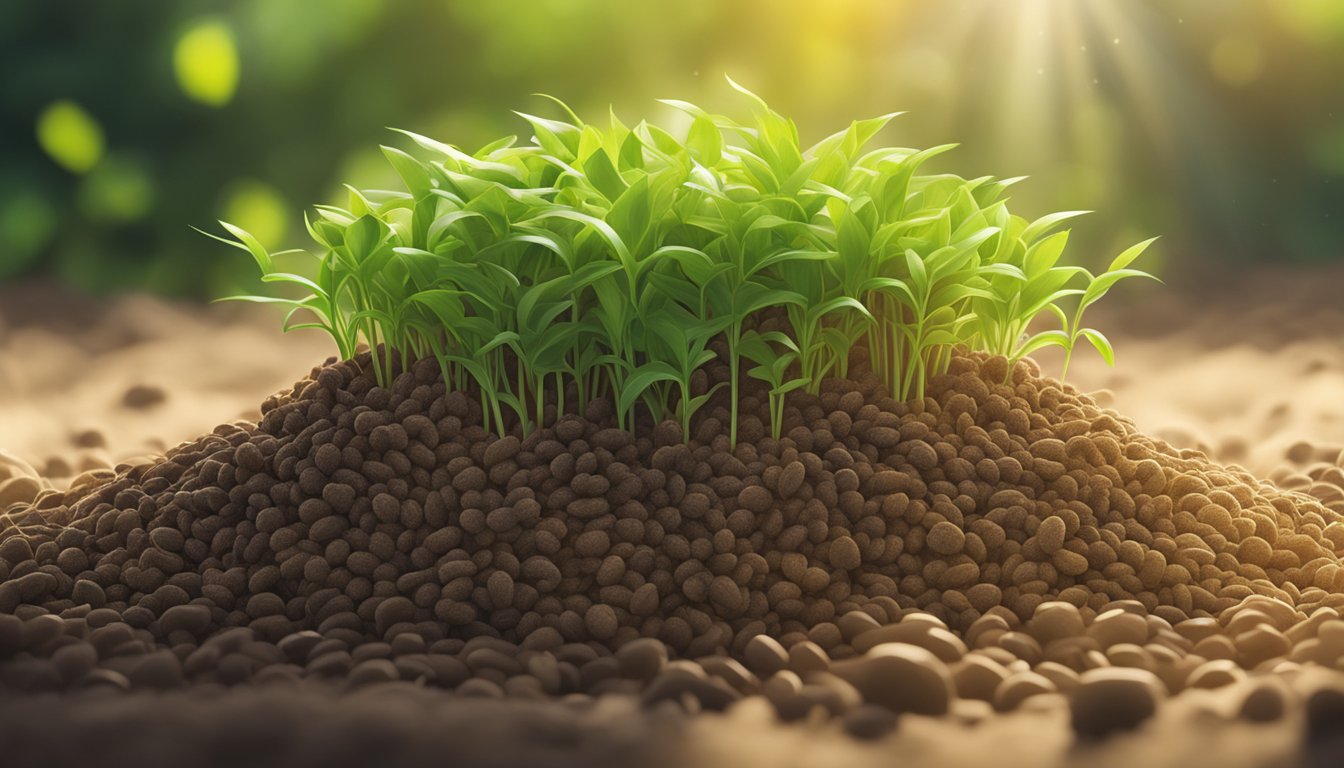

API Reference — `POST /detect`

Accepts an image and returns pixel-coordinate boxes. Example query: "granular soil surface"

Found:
[3,274,1344,767]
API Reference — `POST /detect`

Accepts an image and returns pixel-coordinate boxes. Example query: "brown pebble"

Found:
[1238,679,1286,722]
[641,668,740,711]
[926,522,965,555]
[126,651,184,689]
[830,536,862,571]
[738,485,773,514]
[842,704,899,739]
[743,634,789,677]
[832,643,955,715]
[348,658,400,687]
[616,638,668,679]
[70,429,106,449]
[585,604,619,641]
[374,597,416,636]
[1028,602,1085,645]
[1070,668,1164,740]
[993,670,1056,712]
[122,384,167,409]
[159,604,211,637]
[1035,516,1066,554]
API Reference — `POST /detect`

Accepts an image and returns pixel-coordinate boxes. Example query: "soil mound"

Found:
[3,351,1344,733]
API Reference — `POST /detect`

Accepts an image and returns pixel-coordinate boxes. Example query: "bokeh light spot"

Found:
[222,180,289,247]
[241,0,381,85]
[174,18,240,107]
[0,190,57,276]
[35,101,105,173]
[1310,127,1344,176]
[1209,36,1264,86]
[79,157,156,223]
[1272,0,1344,45]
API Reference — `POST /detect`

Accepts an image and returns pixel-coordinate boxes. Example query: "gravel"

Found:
[3,349,1344,761]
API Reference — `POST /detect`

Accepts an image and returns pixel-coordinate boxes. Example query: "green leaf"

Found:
[734,282,806,319]
[515,111,581,160]
[1022,210,1090,243]
[684,385,725,418]
[1023,231,1070,276]
[344,214,383,261]
[526,209,634,275]
[606,174,651,248]
[1109,236,1158,272]
[259,271,325,296]
[1078,327,1116,366]
[583,148,626,201]
[200,222,274,274]
[618,361,680,417]
[842,112,903,159]
[1079,267,1160,310]
[619,130,645,170]
[808,295,872,325]
[979,262,1026,281]
[686,114,723,166]
[903,249,928,295]
[746,247,834,278]
[381,145,433,198]
[1014,329,1071,358]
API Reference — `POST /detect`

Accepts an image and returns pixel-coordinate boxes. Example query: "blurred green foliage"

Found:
[1,0,1342,297]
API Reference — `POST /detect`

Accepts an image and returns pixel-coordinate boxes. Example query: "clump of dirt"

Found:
[3,350,1344,741]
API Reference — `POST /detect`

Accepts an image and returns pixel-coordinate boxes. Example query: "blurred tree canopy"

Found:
[1,0,1342,297]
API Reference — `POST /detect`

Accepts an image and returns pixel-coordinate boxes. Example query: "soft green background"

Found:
[2,0,1340,297]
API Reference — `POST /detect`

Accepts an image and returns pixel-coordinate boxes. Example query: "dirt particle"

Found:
[122,384,167,409]
[927,522,966,556]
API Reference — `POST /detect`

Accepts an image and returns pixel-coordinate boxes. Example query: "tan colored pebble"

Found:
[1070,667,1164,740]
[951,653,1011,701]
[0,476,41,507]
[1035,661,1080,695]
[993,670,1056,712]
[787,641,830,675]
[1088,609,1150,648]
[926,521,966,556]
[1186,658,1245,689]
[1036,516,1067,554]
[1175,617,1221,644]
[1234,625,1292,669]
[1193,634,1238,662]
[831,643,956,715]
[830,536,862,571]
[743,634,789,677]
[1027,602,1085,645]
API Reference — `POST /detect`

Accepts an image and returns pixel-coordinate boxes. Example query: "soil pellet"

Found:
[1070,668,1164,740]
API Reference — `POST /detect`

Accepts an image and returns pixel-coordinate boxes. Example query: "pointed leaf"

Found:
[1022,210,1090,243]
[1078,327,1116,366]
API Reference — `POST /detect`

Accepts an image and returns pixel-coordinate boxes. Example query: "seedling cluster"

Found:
[211,79,1156,443]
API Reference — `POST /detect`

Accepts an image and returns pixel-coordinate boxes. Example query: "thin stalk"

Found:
[679,381,692,437]
[517,361,528,433]
[534,372,545,431]
[727,321,741,446]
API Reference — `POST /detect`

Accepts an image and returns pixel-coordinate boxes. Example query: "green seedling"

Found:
[740,330,810,440]
[212,77,1156,442]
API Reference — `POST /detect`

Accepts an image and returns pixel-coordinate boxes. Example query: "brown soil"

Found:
[3,272,1344,767]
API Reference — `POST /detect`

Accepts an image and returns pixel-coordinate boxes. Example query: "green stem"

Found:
[556,370,565,420]
[535,373,545,431]
[728,320,741,446]
[680,381,692,440]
